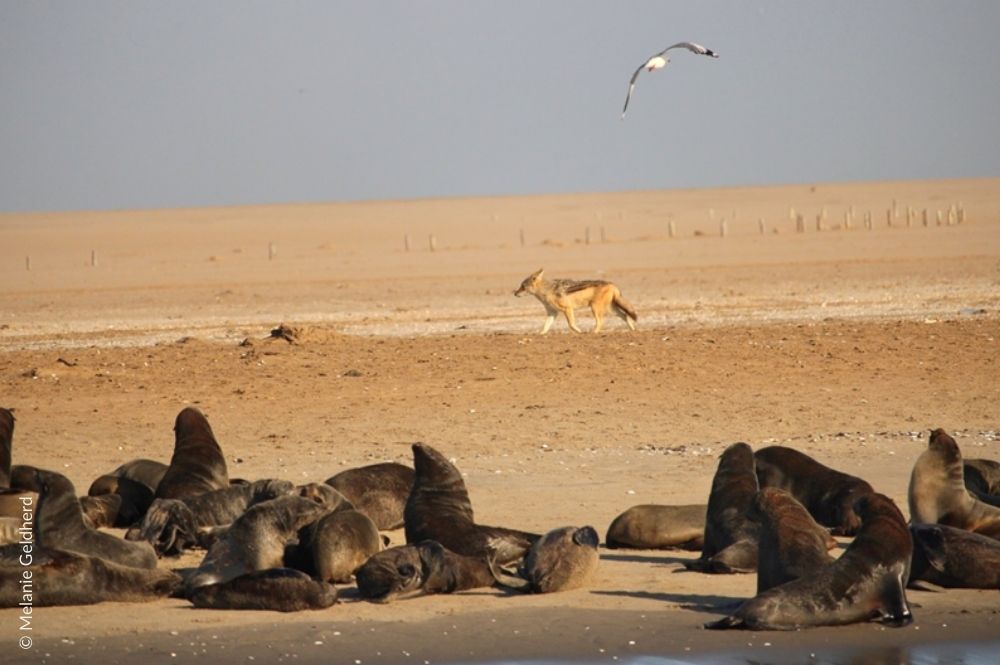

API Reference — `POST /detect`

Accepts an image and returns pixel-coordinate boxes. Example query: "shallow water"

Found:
[488,641,1000,665]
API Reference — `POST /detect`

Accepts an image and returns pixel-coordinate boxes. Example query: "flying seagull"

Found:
[621,41,719,118]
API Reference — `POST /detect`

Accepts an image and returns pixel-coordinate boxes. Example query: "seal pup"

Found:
[0,546,181,607]
[909,428,1000,539]
[155,407,229,500]
[605,504,705,550]
[909,523,1000,589]
[188,568,338,611]
[129,479,294,555]
[30,468,157,569]
[185,494,328,592]
[754,446,874,536]
[305,508,384,583]
[750,488,836,594]
[79,493,123,529]
[490,525,600,593]
[356,540,495,603]
[404,443,539,565]
[684,442,760,574]
[325,461,414,530]
[705,493,913,631]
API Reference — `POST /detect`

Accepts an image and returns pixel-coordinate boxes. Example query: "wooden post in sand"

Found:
[429,235,437,252]
[719,219,727,238]
[268,242,275,260]
[844,211,851,230]
[600,226,607,243]
[886,209,892,227]
[668,220,675,238]
[815,214,823,231]
[519,228,525,248]
[758,218,765,235]
[922,209,929,227]
[404,234,410,252]
[864,211,872,230]
[90,250,97,267]
[936,211,943,226]
[25,256,30,271]
[585,227,591,245]
[957,205,966,224]
[795,214,805,233]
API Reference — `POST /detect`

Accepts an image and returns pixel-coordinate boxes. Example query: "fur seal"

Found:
[185,494,328,592]
[491,525,600,593]
[305,508,384,583]
[188,568,338,611]
[706,493,913,631]
[909,523,1000,589]
[129,479,294,555]
[754,445,875,536]
[0,545,181,607]
[155,407,229,500]
[604,504,705,550]
[87,475,154,527]
[750,488,836,594]
[80,493,123,529]
[684,442,760,574]
[94,458,169,494]
[325,462,414,530]
[404,443,539,565]
[296,482,353,511]
[909,428,1000,539]
[356,540,495,603]
[965,458,1000,495]
[27,468,157,569]
[0,407,13,488]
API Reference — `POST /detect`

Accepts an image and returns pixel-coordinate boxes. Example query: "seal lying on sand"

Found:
[129,479,294,555]
[706,493,913,631]
[79,493,123,529]
[750,488,836,594]
[325,462,414,530]
[490,525,600,593]
[155,407,229,500]
[87,458,169,527]
[188,568,338,611]
[404,443,539,565]
[356,540,495,603]
[684,442,759,574]
[754,446,874,536]
[305,508,384,583]
[909,523,1000,589]
[185,495,328,592]
[909,428,1000,540]
[604,504,705,551]
[0,409,37,523]
[0,546,180,607]
[28,468,157,569]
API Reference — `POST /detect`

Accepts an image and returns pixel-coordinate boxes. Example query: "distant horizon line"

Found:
[3,174,998,217]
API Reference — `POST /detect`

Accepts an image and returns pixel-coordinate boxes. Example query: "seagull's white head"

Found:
[645,55,668,72]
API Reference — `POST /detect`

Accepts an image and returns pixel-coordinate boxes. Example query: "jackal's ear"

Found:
[530,268,544,280]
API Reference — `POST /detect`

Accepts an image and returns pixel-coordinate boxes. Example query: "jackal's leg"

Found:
[540,314,556,335]
[614,304,637,330]
[591,305,604,333]
[564,308,584,333]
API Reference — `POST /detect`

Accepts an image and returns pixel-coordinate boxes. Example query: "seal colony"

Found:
[0,405,994,638]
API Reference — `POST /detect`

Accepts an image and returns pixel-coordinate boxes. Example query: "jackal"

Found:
[513,268,638,334]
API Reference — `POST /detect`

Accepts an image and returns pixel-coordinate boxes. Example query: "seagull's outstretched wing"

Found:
[621,63,648,119]
[657,41,720,59]
[621,41,719,118]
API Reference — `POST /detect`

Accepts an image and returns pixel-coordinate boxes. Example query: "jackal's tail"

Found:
[613,289,638,324]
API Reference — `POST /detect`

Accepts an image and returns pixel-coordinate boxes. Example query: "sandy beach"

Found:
[1,178,998,664]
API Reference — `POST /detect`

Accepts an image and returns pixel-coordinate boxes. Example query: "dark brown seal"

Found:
[0,407,13,488]
[185,495,328,592]
[491,525,600,593]
[706,493,913,631]
[79,493,123,529]
[909,428,1000,539]
[87,475,154,528]
[0,409,35,522]
[404,443,539,565]
[128,479,295,555]
[0,545,181,607]
[965,458,1000,495]
[28,468,157,569]
[684,442,759,574]
[754,445,875,536]
[909,523,1000,589]
[750,488,836,594]
[604,504,705,550]
[306,508,384,583]
[188,568,338,611]
[356,540,495,603]
[325,462,414,530]
[155,407,229,500]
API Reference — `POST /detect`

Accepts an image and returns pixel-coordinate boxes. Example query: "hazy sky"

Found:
[2,1,999,213]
